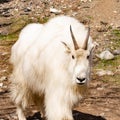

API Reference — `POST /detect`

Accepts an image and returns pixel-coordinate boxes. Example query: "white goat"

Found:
[10,15,94,120]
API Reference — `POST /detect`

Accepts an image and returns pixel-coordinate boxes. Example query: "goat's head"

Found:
[62,26,92,85]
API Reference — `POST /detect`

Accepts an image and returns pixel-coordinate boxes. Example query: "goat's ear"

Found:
[61,41,71,53]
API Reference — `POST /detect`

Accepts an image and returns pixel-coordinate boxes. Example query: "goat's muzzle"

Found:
[76,77,87,85]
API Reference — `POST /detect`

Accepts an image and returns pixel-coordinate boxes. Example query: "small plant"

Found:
[0,33,18,41]
[95,55,120,71]
[112,29,120,37]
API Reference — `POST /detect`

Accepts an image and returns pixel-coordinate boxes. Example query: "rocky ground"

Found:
[0,0,120,120]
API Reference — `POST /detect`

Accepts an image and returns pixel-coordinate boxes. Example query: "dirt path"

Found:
[0,40,120,120]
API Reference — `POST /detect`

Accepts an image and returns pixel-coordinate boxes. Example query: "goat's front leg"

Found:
[45,92,73,120]
[17,105,26,120]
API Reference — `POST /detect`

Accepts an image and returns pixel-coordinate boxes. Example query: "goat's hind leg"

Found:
[17,104,26,120]
[13,93,27,120]
[10,84,27,120]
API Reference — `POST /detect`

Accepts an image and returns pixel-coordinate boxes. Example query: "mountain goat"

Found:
[10,15,94,120]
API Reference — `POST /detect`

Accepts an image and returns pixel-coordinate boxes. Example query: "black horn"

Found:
[70,25,79,50]
[82,27,90,50]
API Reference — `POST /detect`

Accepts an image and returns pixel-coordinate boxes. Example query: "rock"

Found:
[81,0,92,2]
[0,20,12,27]
[113,49,120,55]
[3,85,7,89]
[96,26,108,32]
[100,21,108,26]
[97,87,104,91]
[1,52,9,55]
[97,50,114,60]
[93,41,99,47]
[0,118,4,120]
[50,8,62,14]
[72,12,78,16]
[96,69,114,76]
[24,7,31,12]
[0,69,7,73]
[0,76,7,82]
[104,108,110,112]
[100,112,105,117]
[0,0,12,4]
[113,10,117,14]
[0,7,12,17]
[115,65,120,73]
[0,83,3,87]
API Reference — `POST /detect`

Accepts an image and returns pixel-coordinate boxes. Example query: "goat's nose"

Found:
[77,77,86,82]
[76,77,86,85]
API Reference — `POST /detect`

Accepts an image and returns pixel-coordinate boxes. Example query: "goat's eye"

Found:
[72,55,75,59]
[87,55,90,59]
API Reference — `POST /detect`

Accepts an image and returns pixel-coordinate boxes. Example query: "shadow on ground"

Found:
[73,110,106,120]
[27,110,106,120]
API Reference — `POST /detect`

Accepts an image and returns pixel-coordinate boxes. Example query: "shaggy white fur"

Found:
[10,15,94,120]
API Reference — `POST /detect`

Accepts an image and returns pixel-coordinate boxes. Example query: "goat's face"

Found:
[62,26,92,85]
[70,48,90,85]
